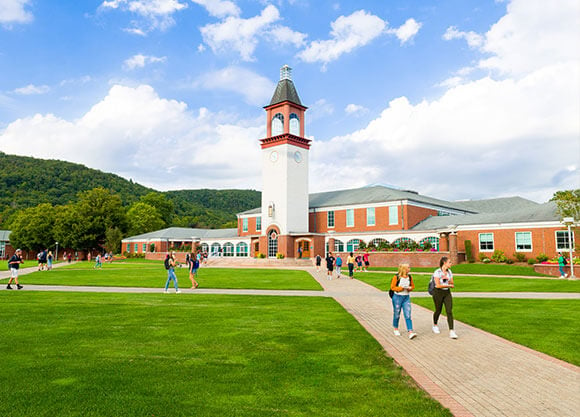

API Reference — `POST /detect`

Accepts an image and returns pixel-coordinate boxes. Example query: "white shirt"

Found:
[396,276,411,296]
[433,268,453,290]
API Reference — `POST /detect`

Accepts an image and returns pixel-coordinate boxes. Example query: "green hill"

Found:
[0,152,261,229]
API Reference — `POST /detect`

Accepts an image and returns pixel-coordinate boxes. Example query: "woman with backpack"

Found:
[558,252,568,278]
[431,256,457,339]
[390,263,417,339]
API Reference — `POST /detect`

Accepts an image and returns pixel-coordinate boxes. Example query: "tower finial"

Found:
[280,65,292,81]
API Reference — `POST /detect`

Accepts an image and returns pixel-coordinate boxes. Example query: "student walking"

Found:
[47,251,53,270]
[347,252,355,279]
[558,252,568,278]
[390,263,416,339]
[355,254,363,272]
[325,252,335,280]
[363,251,370,272]
[189,252,199,289]
[335,255,343,277]
[431,256,457,339]
[94,253,103,269]
[164,252,180,293]
[7,249,24,290]
[315,254,322,272]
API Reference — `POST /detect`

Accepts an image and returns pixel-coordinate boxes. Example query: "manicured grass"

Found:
[0,292,451,417]
[369,263,550,276]
[412,297,580,366]
[19,262,323,291]
[357,272,580,293]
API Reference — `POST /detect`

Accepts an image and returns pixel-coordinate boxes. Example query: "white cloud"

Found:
[0,0,33,26]
[388,18,422,44]
[345,103,368,115]
[443,26,484,48]
[193,66,275,106]
[0,84,263,190]
[297,10,386,69]
[100,0,187,33]
[190,0,240,18]
[13,84,50,95]
[123,54,167,70]
[269,25,307,48]
[310,0,580,202]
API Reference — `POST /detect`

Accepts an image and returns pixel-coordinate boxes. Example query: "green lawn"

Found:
[0,292,451,417]
[357,272,580,293]
[369,263,550,276]
[412,297,580,366]
[18,262,323,291]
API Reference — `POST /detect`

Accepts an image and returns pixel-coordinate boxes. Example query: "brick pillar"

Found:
[327,237,335,255]
[439,233,449,252]
[449,232,458,265]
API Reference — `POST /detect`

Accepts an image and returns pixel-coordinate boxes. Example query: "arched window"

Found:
[200,243,209,254]
[236,242,248,257]
[393,237,415,250]
[223,242,234,257]
[268,230,278,257]
[420,237,440,251]
[346,239,360,252]
[334,239,344,252]
[211,243,221,256]
[289,113,299,135]
[272,113,284,136]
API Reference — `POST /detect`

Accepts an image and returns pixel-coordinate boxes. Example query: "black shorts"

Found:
[327,265,334,272]
[316,260,321,266]
[365,261,370,266]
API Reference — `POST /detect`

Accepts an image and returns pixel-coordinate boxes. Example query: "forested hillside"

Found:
[0,152,261,229]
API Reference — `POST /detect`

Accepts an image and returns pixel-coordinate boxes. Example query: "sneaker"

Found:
[449,330,458,339]
[393,329,401,336]
[408,332,417,340]
[6,285,12,290]
[164,290,169,293]
[432,325,440,334]
[176,290,181,293]
[17,284,23,290]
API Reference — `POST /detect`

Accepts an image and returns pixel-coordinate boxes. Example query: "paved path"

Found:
[2,265,579,416]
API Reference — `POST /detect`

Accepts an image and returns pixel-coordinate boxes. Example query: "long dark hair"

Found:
[439,256,449,268]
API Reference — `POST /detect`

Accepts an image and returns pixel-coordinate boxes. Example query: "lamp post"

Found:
[562,217,575,278]
[55,242,59,261]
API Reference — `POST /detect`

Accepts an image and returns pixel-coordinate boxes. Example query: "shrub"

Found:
[255,252,266,259]
[422,241,433,251]
[478,253,489,262]
[276,252,285,259]
[358,240,367,250]
[464,240,475,263]
[536,253,549,263]
[149,243,156,253]
[506,258,514,264]
[527,258,537,265]
[513,252,527,262]
[482,258,491,263]
[491,250,507,263]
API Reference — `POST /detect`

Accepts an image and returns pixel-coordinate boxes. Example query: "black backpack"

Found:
[164,257,170,270]
[389,274,413,298]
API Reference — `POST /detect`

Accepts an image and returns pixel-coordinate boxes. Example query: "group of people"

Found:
[163,251,203,293]
[390,256,457,340]
[315,250,371,280]
[36,249,53,271]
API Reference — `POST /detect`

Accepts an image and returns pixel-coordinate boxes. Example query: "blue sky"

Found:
[0,0,578,203]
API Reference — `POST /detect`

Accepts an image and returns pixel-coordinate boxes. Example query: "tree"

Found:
[126,202,165,236]
[551,190,580,220]
[7,203,56,251]
[140,192,174,225]
[105,227,123,254]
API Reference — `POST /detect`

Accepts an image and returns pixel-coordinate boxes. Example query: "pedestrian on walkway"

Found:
[390,263,416,339]
[7,249,24,290]
[164,252,180,293]
[558,252,568,278]
[335,255,343,277]
[325,251,335,280]
[315,254,322,272]
[47,251,53,270]
[347,252,355,279]
[94,253,102,269]
[189,252,199,289]
[431,256,457,339]
[363,251,370,272]
[355,253,363,272]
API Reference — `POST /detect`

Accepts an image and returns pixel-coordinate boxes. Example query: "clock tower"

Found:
[259,65,311,258]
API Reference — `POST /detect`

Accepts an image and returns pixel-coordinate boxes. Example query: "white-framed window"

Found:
[256,217,261,232]
[268,230,278,257]
[515,232,532,251]
[142,243,147,252]
[272,113,284,136]
[289,113,300,135]
[134,243,138,252]
[367,207,375,226]
[346,239,360,252]
[223,243,234,257]
[346,209,354,227]
[420,237,440,250]
[479,233,494,251]
[211,243,221,256]
[327,211,335,228]
[200,243,209,254]
[0,242,5,258]
[242,218,248,232]
[334,239,344,252]
[556,230,574,251]
[389,206,398,225]
[236,242,248,257]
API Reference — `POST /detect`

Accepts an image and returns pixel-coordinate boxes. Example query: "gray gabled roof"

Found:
[412,201,560,230]
[308,185,475,213]
[122,227,238,242]
[452,197,539,213]
[238,207,262,216]
[0,230,11,242]
[269,79,303,107]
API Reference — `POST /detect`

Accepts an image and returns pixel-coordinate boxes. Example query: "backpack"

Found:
[428,274,436,295]
[164,257,170,270]
[562,257,568,265]
[389,274,413,298]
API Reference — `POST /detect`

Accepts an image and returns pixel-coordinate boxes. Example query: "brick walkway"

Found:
[2,265,579,416]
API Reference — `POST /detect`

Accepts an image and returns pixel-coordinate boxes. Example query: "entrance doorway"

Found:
[298,240,310,258]
[268,230,278,258]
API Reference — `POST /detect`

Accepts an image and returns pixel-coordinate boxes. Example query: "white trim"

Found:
[309,199,468,215]
[238,213,261,219]
[453,221,563,231]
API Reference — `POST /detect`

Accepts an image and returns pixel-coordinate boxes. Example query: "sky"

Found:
[0,0,578,204]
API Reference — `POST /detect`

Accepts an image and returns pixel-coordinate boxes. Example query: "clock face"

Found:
[294,151,303,163]
[269,151,278,162]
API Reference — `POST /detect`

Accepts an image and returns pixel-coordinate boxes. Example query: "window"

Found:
[223,243,234,257]
[0,242,5,258]
[134,243,138,252]
[256,217,261,232]
[272,113,284,136]
[515,232,532,251]
[289,113,300,135]
[556,230,574,251]
[389,206,398,225]
[236,242,248,257]
[346,209,354,227]
[126,244,131,252]
[268,230,278,257]
[334,239,344,252]
[211,243,221,256]
[142,243,147,252]
[479,233,494,251]
[420,237,440,251]
[327,211,335,228]
[242,218,248,232]
[346,239,360,252]
[200,243,209,254]
[393,237,414,249]
[367,207,375,226]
